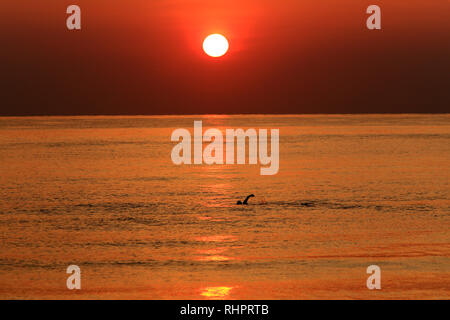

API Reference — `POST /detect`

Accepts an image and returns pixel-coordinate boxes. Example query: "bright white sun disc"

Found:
[203,34,229,57]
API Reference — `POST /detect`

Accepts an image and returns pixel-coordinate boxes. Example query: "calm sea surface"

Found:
[0,115,449,299]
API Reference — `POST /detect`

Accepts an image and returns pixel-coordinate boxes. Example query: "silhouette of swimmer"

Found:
[236,194,255,205]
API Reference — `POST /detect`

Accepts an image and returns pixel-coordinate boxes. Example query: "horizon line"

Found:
[1,112,449,118]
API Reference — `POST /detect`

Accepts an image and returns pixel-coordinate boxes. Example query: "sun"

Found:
[203,34,229,58]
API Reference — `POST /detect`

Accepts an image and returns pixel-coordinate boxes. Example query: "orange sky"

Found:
[1,0,449,115]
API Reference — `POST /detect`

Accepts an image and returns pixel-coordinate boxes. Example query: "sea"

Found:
[0,114,448,299]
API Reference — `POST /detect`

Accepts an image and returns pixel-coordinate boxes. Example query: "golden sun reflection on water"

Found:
[197,255,234,262]
[195,245,238,262]
[200,286,233,299]
[195,235,238,242]
[196,215,226,222]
